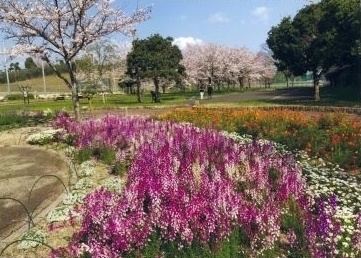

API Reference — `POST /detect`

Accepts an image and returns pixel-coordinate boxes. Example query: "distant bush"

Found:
[0,110,53,130]
[6,93,34,101]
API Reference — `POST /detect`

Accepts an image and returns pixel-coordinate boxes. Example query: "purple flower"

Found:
[52,115,309,257]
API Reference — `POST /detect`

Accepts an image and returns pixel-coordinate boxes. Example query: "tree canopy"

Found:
[126,34,184,95]
[75,39,128,93]
[24,57,37,69]
[181,43,275,90]
[267,0,360,100]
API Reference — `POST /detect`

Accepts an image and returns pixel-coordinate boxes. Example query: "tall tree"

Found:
[24,57,37,69]
[0,0,150,118]
[9,62,20,81]
[126,34,184,102]
[75,39,127,92]
[292,4,325,101]
[181,43,268,90]
[267,17,304,88]
[267,0,359,99]
[318,0,359,86]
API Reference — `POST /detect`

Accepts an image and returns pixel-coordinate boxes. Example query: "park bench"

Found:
[54,95,65,101]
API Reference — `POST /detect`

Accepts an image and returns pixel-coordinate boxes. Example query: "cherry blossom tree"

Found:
[75,39,131,93]
[182,43,227,90]
[0,0,150,118]
[182,43,274,91]
[229,47,256,89]
[254,51,277,88]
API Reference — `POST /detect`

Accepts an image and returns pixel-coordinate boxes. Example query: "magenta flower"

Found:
[52,115,309,257]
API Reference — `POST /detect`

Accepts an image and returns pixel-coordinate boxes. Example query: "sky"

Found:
[0,0,313,68]
[119,0,313,52]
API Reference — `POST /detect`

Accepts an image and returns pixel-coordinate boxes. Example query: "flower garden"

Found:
[4,107,361,257]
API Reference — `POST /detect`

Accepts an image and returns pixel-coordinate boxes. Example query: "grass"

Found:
[268,85,361,107]
[0,74,70,94]
[0,110,53,131]
[0,79,360,118]
[0,87,276,114]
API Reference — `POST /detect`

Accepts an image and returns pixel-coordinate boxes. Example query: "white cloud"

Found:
[172,37,204,50]
[251,6,270,23]
[208,12,230,23]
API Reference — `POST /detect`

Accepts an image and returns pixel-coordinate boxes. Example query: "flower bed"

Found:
[158,107,361,170]
[43,113,361,257]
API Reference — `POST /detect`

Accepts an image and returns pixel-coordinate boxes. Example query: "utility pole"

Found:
[42,60,47,94]
[0,45,10,94]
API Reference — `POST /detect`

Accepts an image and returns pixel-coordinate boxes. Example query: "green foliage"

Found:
[75,148,93,164]
[267,0,359,91]
[92,146,115,164]
[7,93,34,101]
[124,228,254,258]
[0,111,52,131]
[24,57,37,69]
[126,34,184,93]
[79,251,92,258]
[75,146,116,166]
[110,161,127,177]
[267,17,304,77]
[280,197,310,258]
[0,62,69,84]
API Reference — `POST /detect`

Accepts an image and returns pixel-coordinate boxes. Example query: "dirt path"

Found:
[0,128,70,253]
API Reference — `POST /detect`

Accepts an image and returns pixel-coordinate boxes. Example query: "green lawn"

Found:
[1,76,360,114]
[0,75,70,94]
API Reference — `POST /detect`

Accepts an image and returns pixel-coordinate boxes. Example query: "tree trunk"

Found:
[313,69,321,101]
[71,83,80,119]
[238,76,244,90]
[136,74,141,103]
[314,80,320,101]
[153,77,160,94]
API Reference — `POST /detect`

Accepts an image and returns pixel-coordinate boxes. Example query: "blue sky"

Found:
[121,0,311,52]
[0,0,312,68]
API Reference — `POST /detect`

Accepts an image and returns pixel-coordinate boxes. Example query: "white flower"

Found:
[26,129,63,145]
[103,177,126,192]
[17,228,47,249]
[75,178,93,190]
[62,190,86,205]
[78,160,95,177]
[47,206,71,223]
